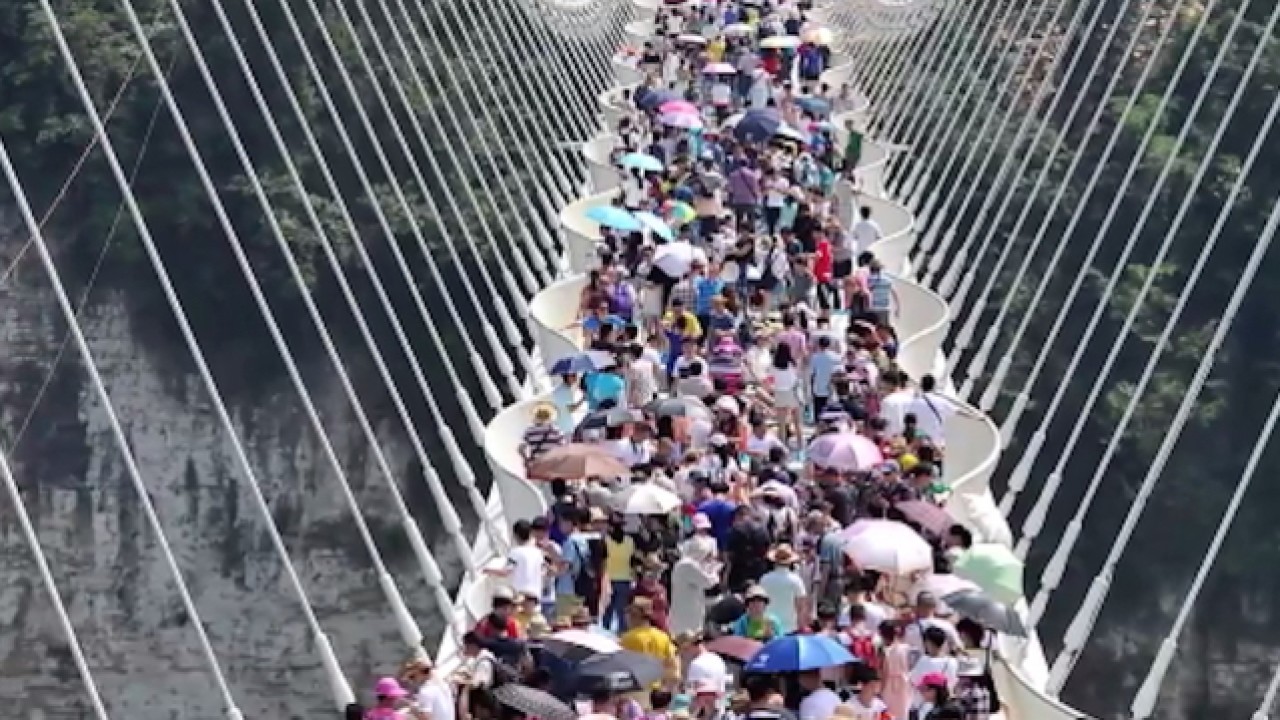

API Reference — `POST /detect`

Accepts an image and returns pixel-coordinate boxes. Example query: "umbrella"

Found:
[702,62,737,75]
[723,22,755,36]
[806,431,883,471]
[577,649,665,689]
[659,99,700,116]
[953,544,1025,605]
[743,634,856,673]
[606,407,645,426]
[634,210,676,242]
[808,27,835,45]
[653,241,707,278]
[733,109,783,144]
[667,201,697,226]
[620,152,664,173]
[774,124,809,144]
[892,500,955,537]
[677,33,709,45]
[910,573,980,605]
[492,685,577,720]
[943,590,1028,637]
[795,96,831,117]
[526,443,631,481]
[759,35,801,50]
[585,205,643,232]
[707,594,747,625]
[706,635,763,663]
[612,483,682,514]
[635,88,679,111]
[543,629,623,661]
[841,519,933,575]
[660,112,706,130]
[645,396,713,421]
[550,352,614,376]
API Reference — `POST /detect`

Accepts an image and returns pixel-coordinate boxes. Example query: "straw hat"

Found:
[533,402,557,423]
[526,615,552,639]
[767,544,799,565]
[831,705,860,720]
[744,585,770,602]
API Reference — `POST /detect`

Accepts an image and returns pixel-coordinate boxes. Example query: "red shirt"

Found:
[761,53,781,76]
[632,579,670,632]
[473,613,520,640]
[814,238,833,283]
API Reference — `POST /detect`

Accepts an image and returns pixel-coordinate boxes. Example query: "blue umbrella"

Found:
[743,634,857,673]
[549,352,612,375]
[635,88,679,112]
[634,210,675,242]
[796,96,831,118]
[733,109,783,143]
[585,205,643,232]
[620,152,664,173]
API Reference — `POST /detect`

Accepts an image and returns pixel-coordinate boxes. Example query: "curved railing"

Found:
[454,10,1093,720]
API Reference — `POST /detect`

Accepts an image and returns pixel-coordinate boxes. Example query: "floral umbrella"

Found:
[526,443,629,481]
[806,431,884,471]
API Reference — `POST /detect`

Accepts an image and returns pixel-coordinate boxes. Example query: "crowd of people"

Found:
[347,0,1025,718]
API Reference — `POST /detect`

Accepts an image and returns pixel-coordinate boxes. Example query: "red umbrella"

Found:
[526,443,629,481]
[892,500,955,537]
[705,635,762,663]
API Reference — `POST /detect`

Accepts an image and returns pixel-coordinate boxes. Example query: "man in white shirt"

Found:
[905,374,976,445]
[402,657,456,720]
[903,592,963,653]
[678,631,730,694]
[798,670,843,720]
[879,370,916,437]
[850,205,883,254]
[758,545,810,633]
[489,519,546,600]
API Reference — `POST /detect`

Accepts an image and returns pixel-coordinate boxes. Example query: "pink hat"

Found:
[692,512,712,530]
[374,676,409,699]
[917,672,949,690]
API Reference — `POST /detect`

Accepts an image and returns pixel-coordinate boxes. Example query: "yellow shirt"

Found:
[620,625,680,685]
[605,535,636,582]
[663,310,703,339]
[707,39,726,62]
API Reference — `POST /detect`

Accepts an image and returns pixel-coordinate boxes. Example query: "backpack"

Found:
[847,631,880,670]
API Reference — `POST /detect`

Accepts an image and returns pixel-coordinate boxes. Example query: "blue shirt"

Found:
[697,498,738,547]
[694,276,725,315]
[810,349,841,397]
[869,273,893,311]
[585,372,625,409]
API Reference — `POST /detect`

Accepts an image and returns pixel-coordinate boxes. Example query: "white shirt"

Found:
[839,599,890,633]
[770,365,800,393]
[903,615,963,654]
[759,567,808,633]
[845,695,889,720]
[909,655,959,706]
[414,679,456,720]
[851,218,883,253]
[906,391,960,443]
[608,437,653,468]
[507,544,545,598]
[670,557,720,635]
[879,389,915,436]
[798,686,842,720]
[711,82,733,106]
[746,431,785,457]
[686,649,730,694]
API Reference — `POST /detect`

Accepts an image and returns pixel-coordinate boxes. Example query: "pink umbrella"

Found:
[658,100,699,115]
[842,520,932,575]
[660,112,705,130]
[702,62,737,75]
[806,431,883,471]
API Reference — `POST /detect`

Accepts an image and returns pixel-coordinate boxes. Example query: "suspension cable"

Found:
[1036,0,1280,684]
[1001,0,1245,533]
[33,0,354,710]
[0,423,109,719]
[1130,242,1280,718]
[1048,102,1280,692]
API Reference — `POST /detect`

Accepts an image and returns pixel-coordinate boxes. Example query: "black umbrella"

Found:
[492,684,577,720]
[645,396,713,421]
[576,649,665,692]
[942,590,1028,637]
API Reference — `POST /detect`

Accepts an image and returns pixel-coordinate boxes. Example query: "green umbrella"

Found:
[953,543,1024,605]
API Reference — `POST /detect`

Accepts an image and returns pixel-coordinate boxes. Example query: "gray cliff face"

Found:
[0,226,464,718]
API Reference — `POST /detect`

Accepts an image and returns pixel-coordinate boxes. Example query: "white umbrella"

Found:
[910,573,980,605]
[612,483,681,514]
[759,35,801,49]
[543,629,622,661]
[842,520,933,575]
[653,241,705,277]
[677,33,708,45]
[724,22,756,36]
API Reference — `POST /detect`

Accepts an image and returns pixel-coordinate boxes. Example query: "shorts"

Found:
[775,388,802,409]
[833,258,854,279]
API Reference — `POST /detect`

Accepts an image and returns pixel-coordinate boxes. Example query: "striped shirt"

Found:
[868,272,893,311]
[521,424,564,461]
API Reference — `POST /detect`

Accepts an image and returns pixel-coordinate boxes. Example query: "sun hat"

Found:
[767,544,799,565]
[744,585,770,602]
[374,676,409,699]
[533,402,557,422]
